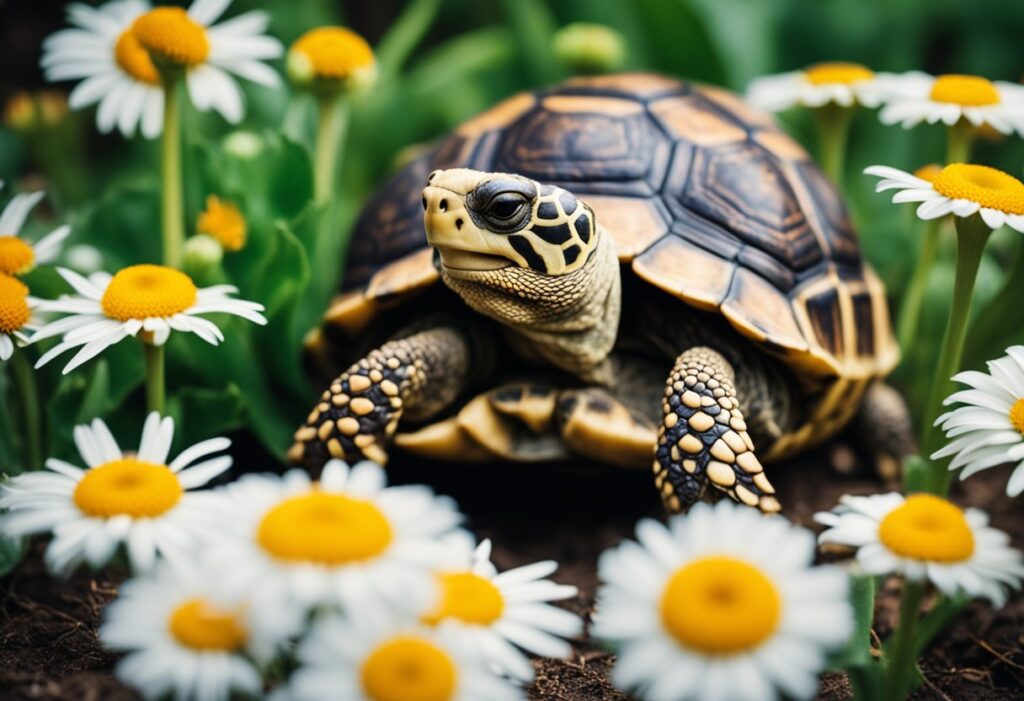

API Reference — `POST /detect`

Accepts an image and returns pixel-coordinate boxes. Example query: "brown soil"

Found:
[1,446,1021,701]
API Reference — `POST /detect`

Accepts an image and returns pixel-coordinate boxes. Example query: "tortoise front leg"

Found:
[654,347,781,513]
[289,324,479,470]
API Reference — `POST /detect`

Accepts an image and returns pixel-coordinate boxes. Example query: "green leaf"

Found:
[170,384,247,450]
[831,574,877,670]
[256,220,313,320]
[375,0,444,81]
[72,181,162,269]
[915,594,970,657]
[498,0,563,85]
[902,455,932,494]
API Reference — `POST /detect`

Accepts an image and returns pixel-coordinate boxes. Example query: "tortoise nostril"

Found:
[421,196,427,210]
[439,199,448,212]
[455,218,463,230]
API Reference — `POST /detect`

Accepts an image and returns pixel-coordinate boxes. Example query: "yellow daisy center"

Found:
[913,164,943,184]
[168,598,247,651]
[73,458,183,518]
[290,27,376,81]
[660,556,781,655]
[361,636,457,701]
[878,494,975,562]
[100,264,198,321]
[422,572,505,626]
[0,237,35,275]
[929,74,1000,107]
[804,62,874,86]
[133,8,210,68]
[0,274,30,334]
[1011,398,1024,434]
[196,196,246,251]
[931,163,1024,216]
[256,491,393,565]
[114,26,160,85]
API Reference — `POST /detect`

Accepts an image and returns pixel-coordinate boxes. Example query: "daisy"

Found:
[286,611,524,701]
[0,275,42,363]
[200,460,463,643]
[864,163,1024,232]
[816,493,1024,606]
[196,195,246,252]
[0,412,232,574]
[100,560,267,701]
[41,0,164,139]
[878,72,1024,134]
[286,26,377,91]
[746,62,890,112]
[131,0,283,124]
[30,264,266,375]
[421,536,582,681]
[933,346,1024,496]
[0,185,70,277]
[592,501,852,701]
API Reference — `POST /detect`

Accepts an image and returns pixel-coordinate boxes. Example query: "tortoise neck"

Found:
[442,228,622,375]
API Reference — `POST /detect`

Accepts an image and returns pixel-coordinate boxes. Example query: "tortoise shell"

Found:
[324,73,898,456]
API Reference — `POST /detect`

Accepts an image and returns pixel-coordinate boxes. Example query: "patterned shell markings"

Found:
[337,73,897,383]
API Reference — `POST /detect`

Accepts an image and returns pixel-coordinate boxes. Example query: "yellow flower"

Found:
[197,196,246,251]
[287,27,377,91]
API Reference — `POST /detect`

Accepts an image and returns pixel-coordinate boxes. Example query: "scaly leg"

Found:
[289,325,477,470]
[654,347,780,513]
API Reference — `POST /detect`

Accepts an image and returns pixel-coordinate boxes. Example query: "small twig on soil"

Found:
[917,665,955,701]
[970,635,1024,673]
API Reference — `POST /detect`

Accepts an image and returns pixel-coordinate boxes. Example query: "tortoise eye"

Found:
[488,194,526,220]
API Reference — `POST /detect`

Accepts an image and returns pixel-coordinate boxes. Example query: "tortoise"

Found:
[289,72,912,513]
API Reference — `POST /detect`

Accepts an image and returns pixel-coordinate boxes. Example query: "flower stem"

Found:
[920,214,991,494]
[143,342,165,415]
[814,104,853,185]
[10,350,41,472]
[313,94,349,203]
[946,120,974,165]
[161,78,185,269]
[884,580,926,701]
[896,217,942,351]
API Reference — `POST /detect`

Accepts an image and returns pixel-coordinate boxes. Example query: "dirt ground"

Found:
[1,444,1022,701]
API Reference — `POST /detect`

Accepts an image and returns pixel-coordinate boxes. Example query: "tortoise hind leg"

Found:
[655,347,780,513]
[857,381,916,482]
[289,324,479,470]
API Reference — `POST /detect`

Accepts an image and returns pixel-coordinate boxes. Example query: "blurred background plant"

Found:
[2,0,1024,476]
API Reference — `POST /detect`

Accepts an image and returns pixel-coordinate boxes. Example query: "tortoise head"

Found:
[422,168,598,276]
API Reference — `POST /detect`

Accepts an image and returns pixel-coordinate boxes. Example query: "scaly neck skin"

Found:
[440,228,622,377]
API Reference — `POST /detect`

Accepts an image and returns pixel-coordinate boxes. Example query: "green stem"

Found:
[920,214,992,493]
[814,104,853,185]
[964,239,1024,365]
[143,342,165,415]
[884,581,926,701]
[161,79,185,269]
[897,218,942,352]
[313,95,349,203]
[946,120,974,165]
[10,350,41,471]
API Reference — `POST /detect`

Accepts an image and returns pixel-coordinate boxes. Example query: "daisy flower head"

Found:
[746,62,888,112]
[201,460,464,642]
[592,501,852,701]
[0,185,70,277]
[878,72,1024,134]
[0,275,42,363]
[0,412,232,575]
[196,195,246,252]
[865,163,1024,232]
[131,0,283,124]
[31,264,267,375]
[41,0,165,139]
[816,493,1024,606]
[100,560,267,701]
[420,535,582,682]
[286,610,525,701]
[286,26,377,92]
[933,346,1024,496]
